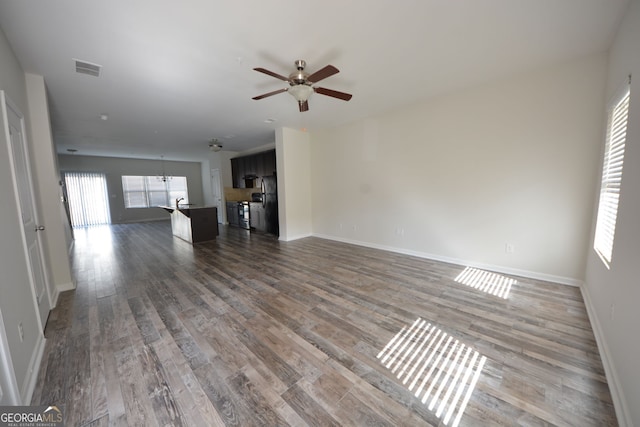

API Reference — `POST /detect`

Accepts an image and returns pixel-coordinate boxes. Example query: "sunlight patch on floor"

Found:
[377,318,486,427]
[73,224,114,255]
[454,266,515,299]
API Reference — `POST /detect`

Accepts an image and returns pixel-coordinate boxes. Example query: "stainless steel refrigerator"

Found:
[260,175,279,236]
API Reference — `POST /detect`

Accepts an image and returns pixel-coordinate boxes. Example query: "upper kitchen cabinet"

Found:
[231,156,243,188]
[246,155,258,179]
[263,150,276,176]
[231,149,277,188]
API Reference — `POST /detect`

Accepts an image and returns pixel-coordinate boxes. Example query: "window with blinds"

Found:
[122,175,188,208]
[593,81,631,268]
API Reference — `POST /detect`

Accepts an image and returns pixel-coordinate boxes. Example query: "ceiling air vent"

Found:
[74,59,101,77]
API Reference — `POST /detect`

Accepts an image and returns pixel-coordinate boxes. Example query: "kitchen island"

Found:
[160,205,218,243]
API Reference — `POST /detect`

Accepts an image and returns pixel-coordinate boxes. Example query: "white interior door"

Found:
[211,168,223,223]
[4,94,51,331]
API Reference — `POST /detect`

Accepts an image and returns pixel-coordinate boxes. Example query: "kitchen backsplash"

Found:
[224,187,255,201]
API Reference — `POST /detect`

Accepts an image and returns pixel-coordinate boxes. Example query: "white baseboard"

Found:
[21,331,45,404]
[279,232,313,242]
[51,289,59,309]
[51,280,76,308]
[311,233,582,287]
[56,281,75,292]
[580,285,631,427]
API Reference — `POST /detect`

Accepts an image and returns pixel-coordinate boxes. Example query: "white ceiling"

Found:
[0,0,629,161]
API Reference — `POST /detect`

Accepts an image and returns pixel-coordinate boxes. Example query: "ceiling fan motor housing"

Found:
[290,60,308,85]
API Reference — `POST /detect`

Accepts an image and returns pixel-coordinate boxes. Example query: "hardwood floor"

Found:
[31,221,617,426]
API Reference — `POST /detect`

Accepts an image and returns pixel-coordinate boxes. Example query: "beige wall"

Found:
[58,154,205,224]
[310,53,607,284]
[276,127,312,241]
[584,1,640,424]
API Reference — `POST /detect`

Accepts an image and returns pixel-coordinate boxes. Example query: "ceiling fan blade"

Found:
[252,88,287,100]
[314,87,353,101]
[306,65,339,83]
[299,100,309,112]
[253,67,289,81]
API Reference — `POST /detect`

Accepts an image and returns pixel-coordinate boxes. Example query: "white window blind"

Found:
[64,172,111,227]
[122,175,188,208]
[593,81,631,268]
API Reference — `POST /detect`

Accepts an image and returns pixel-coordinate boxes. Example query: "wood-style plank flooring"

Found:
[31,221,617,426]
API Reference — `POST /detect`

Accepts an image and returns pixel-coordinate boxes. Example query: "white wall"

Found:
[311,53,607,284]
[58,155,204,224]
[0,27,45,404]
[276,127,312,241]
[201,160,213,207]
[25,73,74,299]
[583,1,640,425]
[232,142,276,158]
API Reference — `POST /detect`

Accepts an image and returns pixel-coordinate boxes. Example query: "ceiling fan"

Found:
[252,60,352,112]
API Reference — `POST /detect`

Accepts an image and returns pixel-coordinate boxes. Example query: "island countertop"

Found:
[160,206,218,243]
[160,205,218,217]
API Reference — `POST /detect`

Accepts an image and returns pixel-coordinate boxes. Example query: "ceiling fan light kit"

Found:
[209,138,223,152]
[253,59,352,112]
[288,84,313,101]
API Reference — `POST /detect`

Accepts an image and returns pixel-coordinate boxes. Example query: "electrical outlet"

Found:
[505,243,515,254]
[18,322,24,342]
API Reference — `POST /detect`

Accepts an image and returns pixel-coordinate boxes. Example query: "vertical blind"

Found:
[593,83,631,268]
[64,172,111,227]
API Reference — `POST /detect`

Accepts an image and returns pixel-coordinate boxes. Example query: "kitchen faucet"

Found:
[176,197,184,208]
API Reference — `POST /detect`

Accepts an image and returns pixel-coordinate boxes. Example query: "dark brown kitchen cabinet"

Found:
[231,157,241,188]
[226,202,239,226]
[246,156,257,177]
[255,157,264,180]
[264,150,276,176]
[231,149,277,188]
[249,202,265,231]
[231,156,253,188]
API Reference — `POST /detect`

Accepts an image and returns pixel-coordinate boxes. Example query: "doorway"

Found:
[64,172,111,227]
